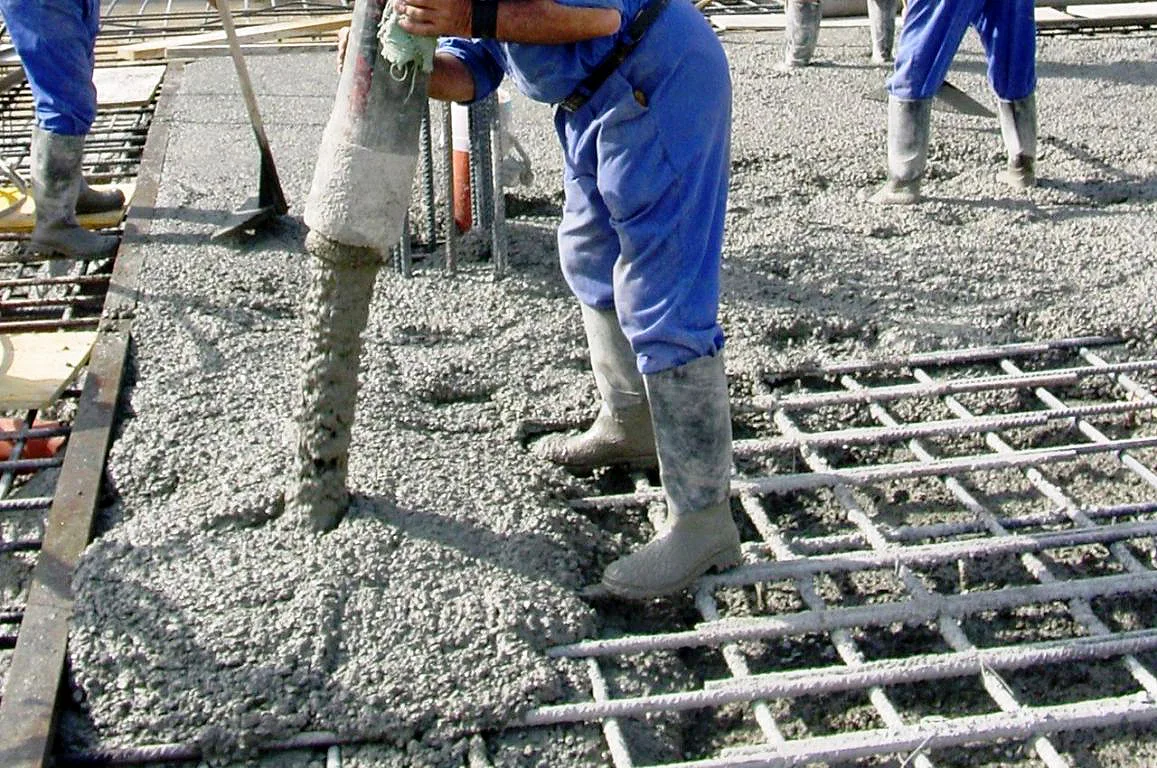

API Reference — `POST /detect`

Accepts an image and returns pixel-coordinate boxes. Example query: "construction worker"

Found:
[396,0,740,599]
[869,0,1038,204]
[0,0,122,258]
[782,0,898,69]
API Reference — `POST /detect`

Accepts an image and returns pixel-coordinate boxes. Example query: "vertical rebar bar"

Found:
[442,101,457,273]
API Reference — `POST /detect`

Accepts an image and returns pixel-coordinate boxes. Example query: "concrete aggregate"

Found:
[52,23,1157,768]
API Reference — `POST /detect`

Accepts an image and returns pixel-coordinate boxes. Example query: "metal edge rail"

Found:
[0,63,181,768]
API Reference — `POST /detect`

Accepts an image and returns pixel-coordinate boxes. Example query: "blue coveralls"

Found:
[889,0,1036,102]
[440,0,731,375]
[0,0,101,135]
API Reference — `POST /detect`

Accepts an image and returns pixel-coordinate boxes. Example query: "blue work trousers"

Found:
[0,0,100,135]
[554,0,731,375]
[889,0,1036,102]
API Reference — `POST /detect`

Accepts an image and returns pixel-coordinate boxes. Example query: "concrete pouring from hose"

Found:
[303,0,431,253]
[293,0,430,532]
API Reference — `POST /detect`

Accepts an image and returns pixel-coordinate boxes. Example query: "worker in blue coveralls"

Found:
[869,0,1038,204]
[0,0,123,258]
[396,0,740,599]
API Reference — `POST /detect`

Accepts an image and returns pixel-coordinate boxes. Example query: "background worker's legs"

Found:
[782,0,822,69]
[867,0,898,65]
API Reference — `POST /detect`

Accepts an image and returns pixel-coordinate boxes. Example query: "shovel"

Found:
[210,0,289,240]
[866,80,995,118]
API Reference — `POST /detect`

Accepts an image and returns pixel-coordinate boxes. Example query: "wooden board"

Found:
[93,65,166,107]
[0,182,135,233]
[0,331,97,409]
[115,13,351,61]
[163,40,336,58]
[713,14,869,31]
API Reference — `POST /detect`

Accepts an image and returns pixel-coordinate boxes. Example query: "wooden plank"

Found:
[93,64,166,107]
[163,40,336,58]
[0,182,135,234]
[0,331,98,409]
[1067,1,1157,17]
[0,326,128,768]
[114,13,350,61]
[713,13,869,31]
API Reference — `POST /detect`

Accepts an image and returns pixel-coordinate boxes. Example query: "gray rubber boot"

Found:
[29,127,119,260]
[781,0,822,69]
[868,96,933,205]
[532,304,657,474]
[867,0,896,65]
[996,94,1037,189]
[76,178,126,215]
[601,353,741,600]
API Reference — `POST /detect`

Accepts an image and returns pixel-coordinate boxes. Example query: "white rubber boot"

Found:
[867,0,897,65]
[532,305,657,474]
[868,96,932,205]
[601,354,740,600]
[28,127,119,260]
[781,0,822,69]
[996,94,1037,189]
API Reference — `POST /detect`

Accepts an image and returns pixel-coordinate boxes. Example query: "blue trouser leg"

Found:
[0,0,100,135]
[554,0,730,376]
[974,0,1036,101]
[888,0,983,101]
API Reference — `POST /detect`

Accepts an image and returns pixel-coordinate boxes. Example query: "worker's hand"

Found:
[336,25,350,74]
[396,0,471,38]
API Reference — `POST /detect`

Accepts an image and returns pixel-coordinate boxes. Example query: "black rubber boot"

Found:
[601,354,740,599]
[996,94,1037,189]
[76,178,126,215]
[28,127,119,260]
[868,96,932,205]
[532,304,657,474]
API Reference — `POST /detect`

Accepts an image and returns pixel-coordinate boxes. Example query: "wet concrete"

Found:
[55,23,1157,768]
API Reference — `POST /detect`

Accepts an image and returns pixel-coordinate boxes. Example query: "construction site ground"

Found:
[9,19,1157,768]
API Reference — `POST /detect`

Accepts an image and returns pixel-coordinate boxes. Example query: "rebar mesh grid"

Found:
[527,335,1157,767]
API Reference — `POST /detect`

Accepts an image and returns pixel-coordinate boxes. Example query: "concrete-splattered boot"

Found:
[29,127,118,259]
[781,0,822,69]
[601,354,741,600]
[533,305,657,474]
[996,94,1037,189]
[868,96,932,205]
[76,177,126,215]
[867,0,896,65]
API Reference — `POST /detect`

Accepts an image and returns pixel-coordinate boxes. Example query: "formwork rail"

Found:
[527,335,1157,767]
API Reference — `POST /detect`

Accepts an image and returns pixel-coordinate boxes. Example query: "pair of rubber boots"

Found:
[533,305,740,600]
[28,126,123,260]
[869,94,1039,205]
[782,0,896,68]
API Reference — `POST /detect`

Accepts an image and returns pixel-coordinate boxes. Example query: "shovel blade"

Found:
[865,80,995,118]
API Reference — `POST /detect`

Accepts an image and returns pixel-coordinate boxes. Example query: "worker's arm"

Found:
[429,51,477,102]
[397,0,622,45]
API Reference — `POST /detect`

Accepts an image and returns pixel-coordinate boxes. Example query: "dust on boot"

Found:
[868,96,932,205]
[533,305,657,474]
[28,126,118,260]
[781,0,822,69]
[601,353,740,600]
[996,94,1037,189]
